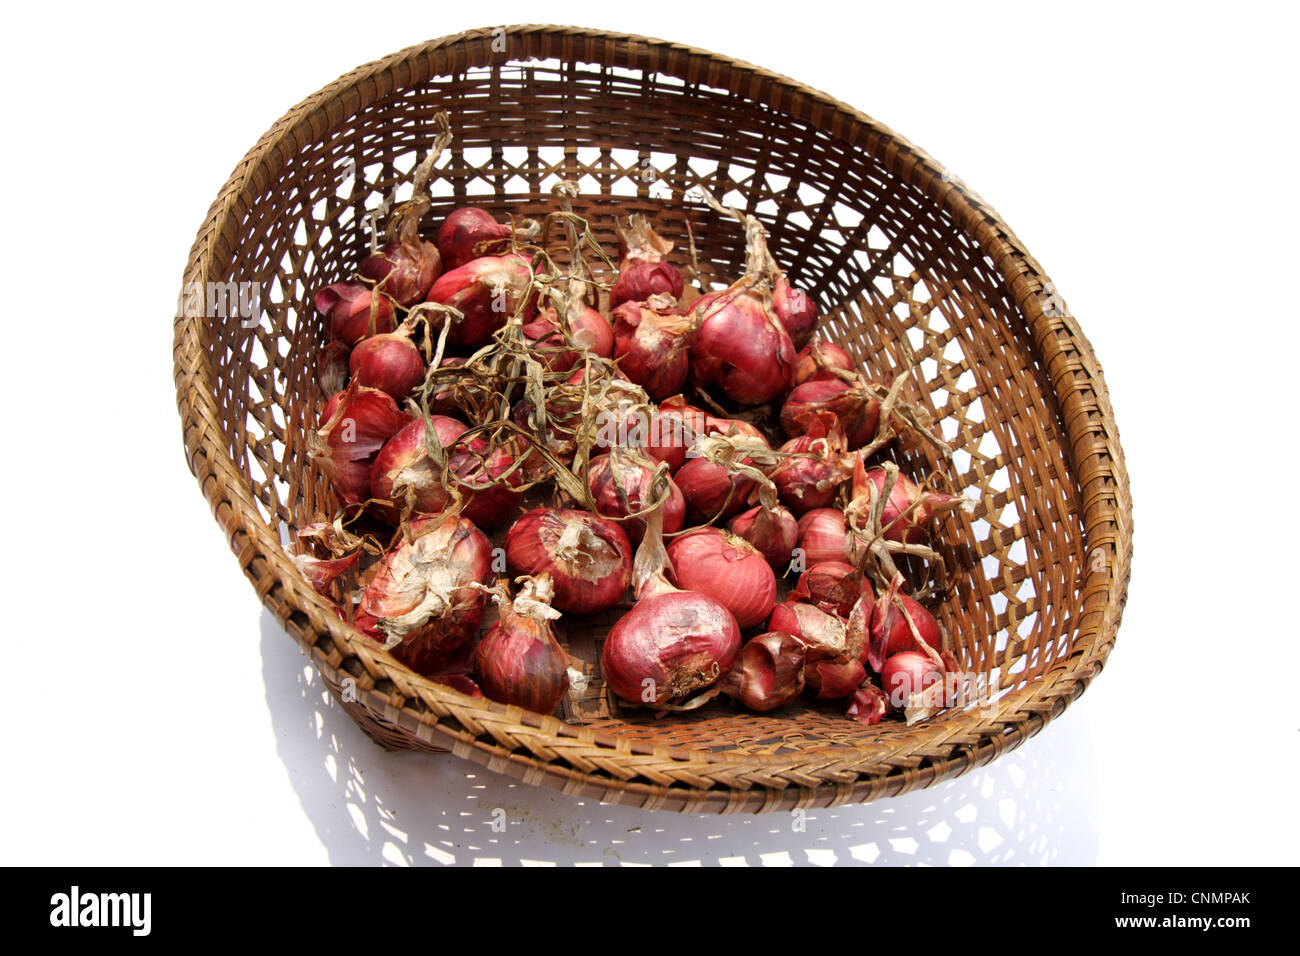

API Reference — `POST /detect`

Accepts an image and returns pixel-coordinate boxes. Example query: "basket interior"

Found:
[202,53,1087,756]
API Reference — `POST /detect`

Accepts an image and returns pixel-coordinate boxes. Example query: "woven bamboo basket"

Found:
[173,25,1132,813]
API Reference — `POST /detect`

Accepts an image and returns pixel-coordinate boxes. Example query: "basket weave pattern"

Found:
[173,26,1132,813]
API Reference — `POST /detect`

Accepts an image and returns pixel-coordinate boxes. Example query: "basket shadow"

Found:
[261,610,1100,865]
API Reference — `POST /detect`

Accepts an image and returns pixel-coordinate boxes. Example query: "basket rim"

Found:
[173,24,1133,813]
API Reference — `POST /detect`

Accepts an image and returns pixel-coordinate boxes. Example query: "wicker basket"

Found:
[173,25,1132,813]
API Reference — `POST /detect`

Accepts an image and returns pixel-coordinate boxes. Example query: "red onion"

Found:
[851,462,970,544]
[667,528,776,630]
[771,412,853,514]
[772,276,818,350]
[794,336,854,387]
[425,252,537,349]
[805,659,867,699]
[600,507,741,707]
[586,451,685,543]
[717,632,807,712]
[354,514,493,675]
[673,432,774,524]
[611,294,696,401]
[791,561,873,619]
[309,381,412,505]
[650,397,710,471]
[523,304,614,373]
[314,281,398,345]
[359,237,442,306]
[796,508,851,566]
[436,207,513,271]
[506,508,632,614]
[348,325,426,401]
[728,503,799,569]
[780,378,880,449]
[881,651,946,714]
[768,600,854,665]
[475,574,570,715]
[690,283,796,406]
[868,574,943,671]
[370,416,521,527]
[609,215,684,308]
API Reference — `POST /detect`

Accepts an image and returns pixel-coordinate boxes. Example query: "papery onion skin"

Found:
[772,430,850,515]
[318,341,351,397]
[728,504,799,569]
[796,508,851,566]
[718,632,806,712]
[437,207,513,271]
[356,515,493,676]
[506,509,632,614]
[359,238,442,306]
[586,452,685,543]
[792,561,873,619]
[348,331,426,401]
[601,590,741,706]
[805,659,867,699]
[690,288,796,406]
[768,600,852,665]
[425,252,537,349]
[611,298,695,401]
[667,528,777,630]
[314,281,398,345]
[846,681,888,726]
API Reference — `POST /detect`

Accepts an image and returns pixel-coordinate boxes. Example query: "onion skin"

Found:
[772,429,851,515]
[601,590,741,706]
[437,207,513,271]
[587,452,685,543]
[718,632,806,712]
[314,281,398,345]
[425,252,537,349]
[796,508,851,566]
[772,276,818,350]
[309,382,413,505]
[318,341,351,397]
[506,509,632,614]
[806,659,867,699]
[667,528,776,630]
[611,298,695,401]
[359,237,442,306]
[728,504,799,569]
[769,600,852,665]
[781,379,879,449]
[348,330,426,401]
[356,515,492,675]
[846,681,888,726]
[690,287,796,406]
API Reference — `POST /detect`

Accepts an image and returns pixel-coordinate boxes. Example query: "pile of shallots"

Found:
[296,114,973,728]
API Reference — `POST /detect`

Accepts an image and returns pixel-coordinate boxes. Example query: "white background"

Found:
[2,1,1296,865]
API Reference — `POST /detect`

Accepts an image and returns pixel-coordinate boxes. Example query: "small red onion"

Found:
[355,514,493,675]
[851,462,970,544]
[600,507,741,706]
[611,295,696,401]
[308,381,412,505]
[780,378,880,449]
[587,451,685,543]
[772,276,818,350]
[667,528,777,630]
[791,561,873,619]
[348,326,426,401]
[771,412,854,514]
[609,215,684,308]
[436,207,514,271]
[359,237,442,306]
[868,575,943,671]
[690,285,796,406]
[881,651,946,714]
[425,252,538,349]
[794,336,854,386]
[317,341,351,397]
[475,574,571,715]
[805,659,867,699]
[314,281,398,345]
[728,504,799,569]
[796,508,851,566]
[845,681,888,726]
[506,508,632,614]
[523,304,614,372]
[769,600,854,665]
